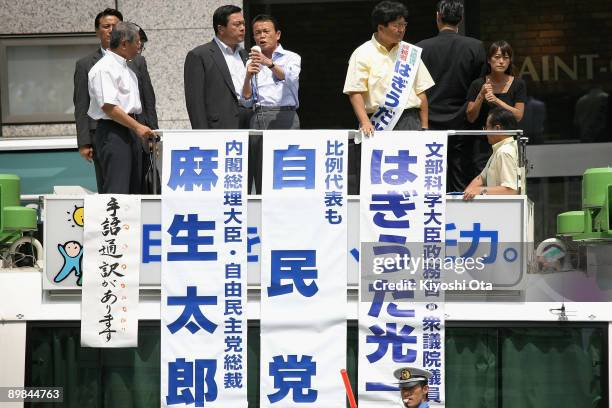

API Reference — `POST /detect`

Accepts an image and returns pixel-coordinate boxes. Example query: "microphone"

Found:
[246,45,262,66]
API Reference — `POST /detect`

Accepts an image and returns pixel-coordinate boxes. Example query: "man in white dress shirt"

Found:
[87,21,154,194]
[242,14,301,193]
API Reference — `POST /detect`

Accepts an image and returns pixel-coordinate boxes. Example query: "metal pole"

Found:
[151,130,162,195]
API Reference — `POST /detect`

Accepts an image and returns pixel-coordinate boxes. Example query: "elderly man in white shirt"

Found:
[88,21,154,194]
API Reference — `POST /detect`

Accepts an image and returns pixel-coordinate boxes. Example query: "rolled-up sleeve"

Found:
[89,69,119,108]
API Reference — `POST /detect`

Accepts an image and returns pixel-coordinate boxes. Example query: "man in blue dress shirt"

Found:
[242,14,301,193]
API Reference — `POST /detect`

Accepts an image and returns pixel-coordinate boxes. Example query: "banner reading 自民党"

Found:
[260,130,348,408]
[160,130,248,408]
[81,194,141,348]
[359,131,447,407]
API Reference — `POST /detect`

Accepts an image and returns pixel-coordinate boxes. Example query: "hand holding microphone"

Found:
[246,45,262,76]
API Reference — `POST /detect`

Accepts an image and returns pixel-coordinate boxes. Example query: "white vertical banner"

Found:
[160,130,248,408]
[359,131,447,407]
[260,130,348,408]
[81,194,141,348]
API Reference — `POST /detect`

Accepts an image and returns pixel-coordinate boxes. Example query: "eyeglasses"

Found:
[389,22,408,29]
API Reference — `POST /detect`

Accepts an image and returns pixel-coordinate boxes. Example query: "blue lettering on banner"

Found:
[268,355,318,403]
[267,250,318,298]
[273,145,315,190]
[167,214,217,261]
[370,150,418,185]
[366,323,417,363]
[446,222,499,263]
[323,139,345,224]
[167,147,219,191]
[247,227,260,263]
[142,224,161,263]
[167,286,218,334]
[166,358,217,407]
[394,61,411,76]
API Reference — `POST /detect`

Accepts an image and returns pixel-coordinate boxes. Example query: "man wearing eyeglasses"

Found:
[184,4,251,130]
[343,0,434,136]
[343,0,434,194]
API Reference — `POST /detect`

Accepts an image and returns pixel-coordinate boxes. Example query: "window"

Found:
[26,321,606,407]
[0,35,99,124]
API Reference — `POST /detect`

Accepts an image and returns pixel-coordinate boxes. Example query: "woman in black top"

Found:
[466,40,526,127]
[466,40,526,173]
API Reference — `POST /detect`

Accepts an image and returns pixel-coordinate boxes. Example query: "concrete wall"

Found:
[0,0,240,137]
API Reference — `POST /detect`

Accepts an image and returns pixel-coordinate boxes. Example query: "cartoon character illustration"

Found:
[54,241,83,285]
[66,205,84,228]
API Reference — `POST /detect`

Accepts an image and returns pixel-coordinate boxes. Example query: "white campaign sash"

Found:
[81,194,141,348]
[160,130,249,408]
[370,42,422,132]
[260,130,348,408]
[358,132,448,407]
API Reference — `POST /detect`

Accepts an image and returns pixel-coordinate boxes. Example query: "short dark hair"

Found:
[252,14,280,32]
[94,8,123,30]
[487,107,518,130]
[213,5,242,35]
[487,40,514,75]
[437,0,464,25]
[371,1,409,32]
[134,24,148,43]
[109,21,140,49]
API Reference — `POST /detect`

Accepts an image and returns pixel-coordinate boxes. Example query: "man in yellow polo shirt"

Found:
[463,107,520,200]
[343,0,434,135]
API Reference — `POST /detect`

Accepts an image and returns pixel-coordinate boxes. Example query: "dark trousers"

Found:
[248,108,300,194]
[93,120,142,194]
[429,122,476,192]
[348,108,421,195]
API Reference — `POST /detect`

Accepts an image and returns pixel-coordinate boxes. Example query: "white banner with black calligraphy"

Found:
[81,194,141,348]
[260,130,348,408]
[359,131,447,407]
[160,130,248,408]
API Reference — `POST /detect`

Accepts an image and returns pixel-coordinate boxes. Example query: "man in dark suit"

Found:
[73,8,158,193]
[184,4,251,130]
[416,0,486,192]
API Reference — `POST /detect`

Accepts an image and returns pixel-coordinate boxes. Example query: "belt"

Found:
[254,105,296,112]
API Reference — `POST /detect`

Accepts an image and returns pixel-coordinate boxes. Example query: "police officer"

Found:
[394,367,432,408]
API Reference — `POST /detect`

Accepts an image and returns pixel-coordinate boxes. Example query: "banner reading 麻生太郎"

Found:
[160,130,248,408]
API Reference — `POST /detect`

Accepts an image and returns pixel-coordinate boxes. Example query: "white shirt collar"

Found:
[107,50,128,67]
[214,36,242,55]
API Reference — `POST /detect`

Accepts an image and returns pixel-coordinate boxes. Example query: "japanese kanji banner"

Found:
[81,194,141,348]
[260,130,348,408]
[160,131,248,408]
[359,131,447,407]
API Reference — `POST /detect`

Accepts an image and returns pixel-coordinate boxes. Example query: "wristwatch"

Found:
[268,62,275,69]
[480,187,488,195]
